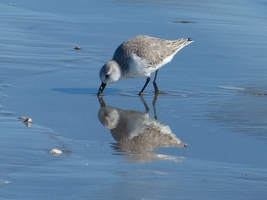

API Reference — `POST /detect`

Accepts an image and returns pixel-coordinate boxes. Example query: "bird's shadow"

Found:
[51,87,120,95]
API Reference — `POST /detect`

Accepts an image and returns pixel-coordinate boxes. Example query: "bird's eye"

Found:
[105,74,110,78]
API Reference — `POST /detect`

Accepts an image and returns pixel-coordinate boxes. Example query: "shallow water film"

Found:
[1,0,267,199]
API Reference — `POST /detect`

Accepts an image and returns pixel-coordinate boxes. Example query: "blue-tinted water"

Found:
[1,0,267,199]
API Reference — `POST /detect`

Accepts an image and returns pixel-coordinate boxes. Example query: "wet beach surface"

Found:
[1,0,267,199]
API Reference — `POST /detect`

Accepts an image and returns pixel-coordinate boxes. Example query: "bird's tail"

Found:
[171,37,194,52]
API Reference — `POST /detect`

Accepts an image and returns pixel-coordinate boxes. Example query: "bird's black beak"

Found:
[97,82,106,96]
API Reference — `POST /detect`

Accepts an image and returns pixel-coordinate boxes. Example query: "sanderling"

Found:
[97,35,193,96]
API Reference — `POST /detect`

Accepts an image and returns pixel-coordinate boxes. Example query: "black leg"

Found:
[153,70,160,94]
[139,77,150,96]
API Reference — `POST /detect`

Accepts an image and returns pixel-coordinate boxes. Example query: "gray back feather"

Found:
[112,35,192,67]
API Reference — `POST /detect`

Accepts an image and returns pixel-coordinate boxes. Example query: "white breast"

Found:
[127,54,157,78]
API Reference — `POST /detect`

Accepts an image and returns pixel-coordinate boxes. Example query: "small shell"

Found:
[49,149,63,155]
[74,46,81,50]
[24,118,32,123]
[19,116,33,126]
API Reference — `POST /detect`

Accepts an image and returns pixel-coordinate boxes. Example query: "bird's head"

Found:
[97,60,121,95]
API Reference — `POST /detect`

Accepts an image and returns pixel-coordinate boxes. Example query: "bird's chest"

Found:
[126,54,155,78]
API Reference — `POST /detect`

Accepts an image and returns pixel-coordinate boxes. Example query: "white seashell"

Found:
[49,149,63,155]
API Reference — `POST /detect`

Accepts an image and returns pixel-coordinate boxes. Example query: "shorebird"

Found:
[97,35,193,96]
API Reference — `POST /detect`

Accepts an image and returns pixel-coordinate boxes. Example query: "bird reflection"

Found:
[97,95,187,162]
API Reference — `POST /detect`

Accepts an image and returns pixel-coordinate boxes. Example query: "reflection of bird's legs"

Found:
[153,70,160,94]
[97,96,106,107]
[139,95,150,112]
[153,93,159,120]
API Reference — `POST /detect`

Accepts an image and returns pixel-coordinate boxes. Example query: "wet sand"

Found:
[1,0,267,199]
